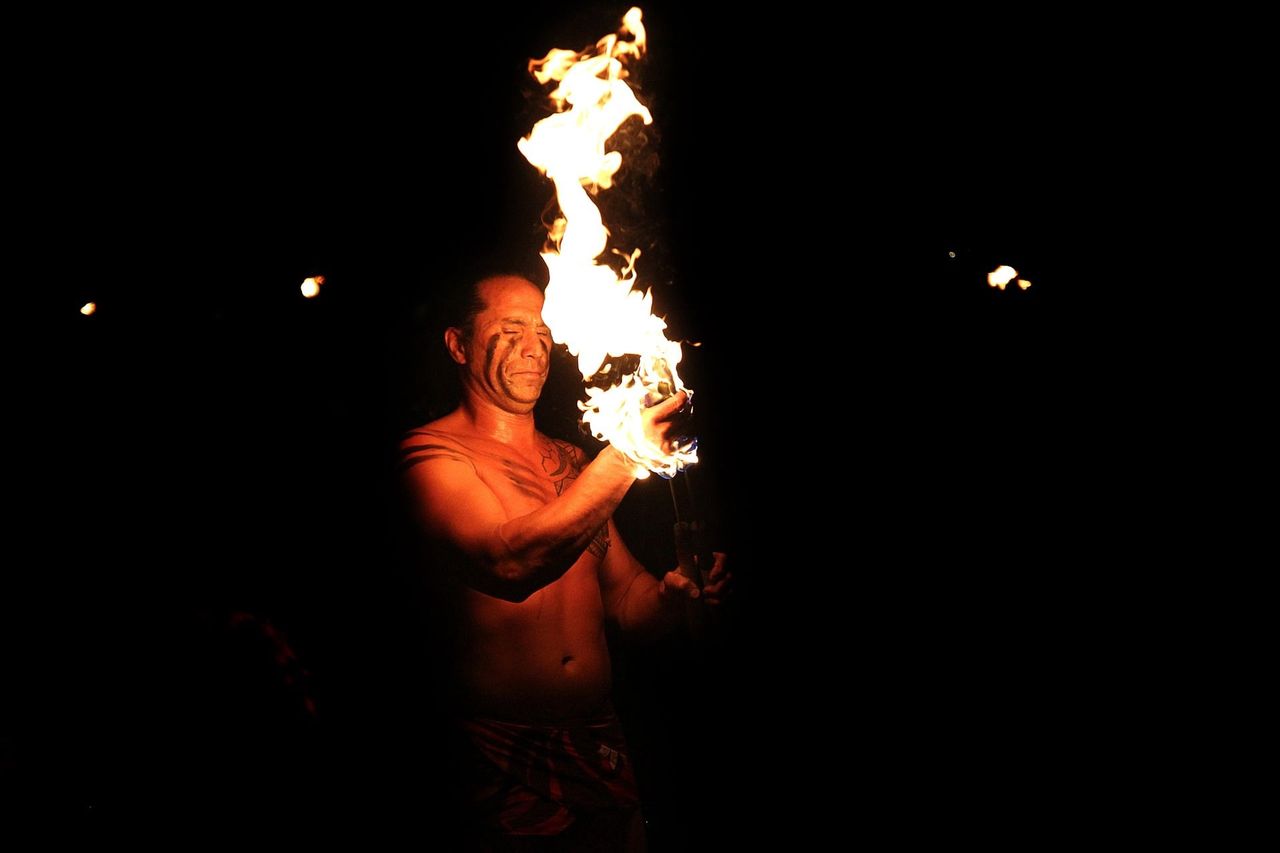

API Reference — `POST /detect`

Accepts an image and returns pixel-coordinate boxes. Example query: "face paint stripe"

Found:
[482,332,503,394]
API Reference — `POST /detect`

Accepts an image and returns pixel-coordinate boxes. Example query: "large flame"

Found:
[518,7,695,479]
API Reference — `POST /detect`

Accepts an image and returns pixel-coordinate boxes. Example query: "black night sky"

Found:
[14,3,1104,844]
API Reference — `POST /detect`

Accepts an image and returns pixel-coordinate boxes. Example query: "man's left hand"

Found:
[660,552,731,606]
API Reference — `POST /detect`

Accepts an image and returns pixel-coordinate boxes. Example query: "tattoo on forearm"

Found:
[588,524,610,559]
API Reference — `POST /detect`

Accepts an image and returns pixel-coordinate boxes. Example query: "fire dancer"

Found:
[399,272,728,850]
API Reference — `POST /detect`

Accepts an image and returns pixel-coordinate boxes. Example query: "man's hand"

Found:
[642,391,691,455]
[660,552,732,606]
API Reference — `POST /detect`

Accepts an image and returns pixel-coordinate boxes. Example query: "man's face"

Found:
[460,276,551,414]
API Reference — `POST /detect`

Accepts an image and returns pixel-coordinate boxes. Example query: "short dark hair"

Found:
[441,279,490,343]
[441,257,548,340]
[394,254,548,427]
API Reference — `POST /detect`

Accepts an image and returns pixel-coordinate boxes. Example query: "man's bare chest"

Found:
[466,440,581,507]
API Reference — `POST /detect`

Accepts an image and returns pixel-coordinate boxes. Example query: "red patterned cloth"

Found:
[460,710,641,836]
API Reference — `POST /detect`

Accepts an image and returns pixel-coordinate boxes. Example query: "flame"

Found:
[80,302,97,316]
[988,265,1017,290]
[519,7,695,479]
[1017,278,1031,290]
[300,276,323,298]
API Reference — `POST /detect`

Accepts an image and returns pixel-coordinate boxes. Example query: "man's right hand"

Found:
[641,390,690,455]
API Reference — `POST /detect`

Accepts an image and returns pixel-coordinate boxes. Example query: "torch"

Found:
[518,8,710,607]
[670,475,706,591]
[518,8,698,477]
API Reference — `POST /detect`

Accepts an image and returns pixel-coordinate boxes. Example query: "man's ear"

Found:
[444,327,468,365]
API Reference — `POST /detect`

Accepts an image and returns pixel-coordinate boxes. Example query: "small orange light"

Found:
[80,302,97,315]
[1017,278,1031,290]
[987,265,1017,289]
[301,277,321,298]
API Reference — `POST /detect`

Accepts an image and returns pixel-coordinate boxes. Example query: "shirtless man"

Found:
[399,274,728,850]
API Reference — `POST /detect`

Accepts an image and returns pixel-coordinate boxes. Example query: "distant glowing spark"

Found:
[301,276,324,298]
[80,302,96,315]
[988,265,1018,290]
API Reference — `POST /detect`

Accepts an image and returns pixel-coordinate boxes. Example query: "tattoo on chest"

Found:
[541,440,581,496]
[403,431,597,513]
[398,438,478,474]
[500,459,547,501]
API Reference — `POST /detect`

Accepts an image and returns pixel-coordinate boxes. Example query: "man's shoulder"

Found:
[399,417,479,473]
[401,411,475,446]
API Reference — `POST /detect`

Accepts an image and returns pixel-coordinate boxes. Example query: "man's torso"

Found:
[406,418,613,722]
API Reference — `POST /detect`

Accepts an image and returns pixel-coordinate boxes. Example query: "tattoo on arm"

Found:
[539,441,606,556]
[588,523,610,559]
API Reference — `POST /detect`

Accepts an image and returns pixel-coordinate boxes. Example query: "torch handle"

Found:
[691,519,715,587]
[674,521,704,589]
[674,520,709,644]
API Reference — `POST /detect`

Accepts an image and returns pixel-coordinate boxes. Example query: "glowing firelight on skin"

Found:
[300,275,325,298]
[80,302,96,315]
[518,7,696,479]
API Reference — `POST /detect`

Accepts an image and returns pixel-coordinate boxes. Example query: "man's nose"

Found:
[519,329,545,359]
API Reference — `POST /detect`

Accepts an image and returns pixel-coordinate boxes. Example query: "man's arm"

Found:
[599,518,689,637]
[402,439,642,602]
[600,519,730,637]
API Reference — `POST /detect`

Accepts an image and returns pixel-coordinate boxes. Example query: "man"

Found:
[399,274,728,850]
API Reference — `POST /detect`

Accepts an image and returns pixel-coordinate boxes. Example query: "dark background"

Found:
[12,2,1106,844]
